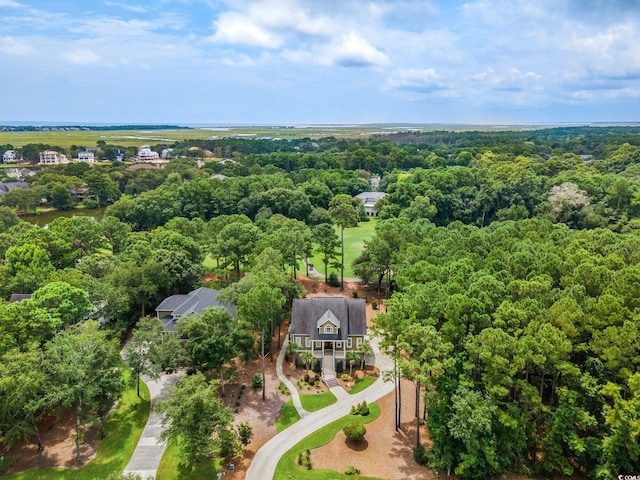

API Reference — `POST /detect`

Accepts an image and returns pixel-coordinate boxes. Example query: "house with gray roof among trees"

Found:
[155,287,237,332]
[289,296,367,374]
[354,191,386,216]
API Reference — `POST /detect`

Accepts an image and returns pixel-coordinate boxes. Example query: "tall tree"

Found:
[155,373,234,468]
[329,194,359,289]
[123,316,163,397]
[313,223,340,282]
[42,321,123,461]
[0,344,46,451]
[177,307,238,394]
[238,284,285,401]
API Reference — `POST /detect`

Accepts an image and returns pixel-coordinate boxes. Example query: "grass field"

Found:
[347,376,377,395]
[309,219,378,280]
[0,125,412,149]
[276,399,302,432]
[300,391,337,412]
[3,368,150,480]
[155,438,223,480]
[273,403,381,480]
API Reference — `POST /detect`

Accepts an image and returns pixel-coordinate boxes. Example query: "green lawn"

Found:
[3,369,150,480]
[276,399,301,432]
[274,403,381,480]
[300,391,337,412]
[155,438,223,480]
[347,376,377,395]
[309,218,378,280]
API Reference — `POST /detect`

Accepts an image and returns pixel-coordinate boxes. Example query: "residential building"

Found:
[354,191,386,217]
[155,287,237,332]
[0,181,29,198]
[2,150,19,163]
[39,150,69,165]
[289,296,367,372]
[136,145,160,163]
[77,151,95,163]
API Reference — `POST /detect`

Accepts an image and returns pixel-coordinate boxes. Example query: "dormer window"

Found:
[325,325,333,334]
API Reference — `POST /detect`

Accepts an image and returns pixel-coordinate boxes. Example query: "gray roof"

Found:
[156,287,237,332]
[290,296,366,341]
[0,182,29,196]
[354,191,386,206]
[9,293,32,303]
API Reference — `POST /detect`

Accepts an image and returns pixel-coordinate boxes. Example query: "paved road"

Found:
[122,371,183,480]
[246,340,394,480]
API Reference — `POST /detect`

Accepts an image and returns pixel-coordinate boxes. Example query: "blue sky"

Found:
[1,0,639,124]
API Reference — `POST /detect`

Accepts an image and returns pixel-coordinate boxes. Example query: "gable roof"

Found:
[156,287,237,332]
[9,293,32,303]
[316,309,341,329]
[0,182,29,196]
[354,191,386,206]
[291,296,366,341]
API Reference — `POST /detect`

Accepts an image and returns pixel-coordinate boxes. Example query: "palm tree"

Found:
[346,350,358,376]
[286,341,298,365]
[358,341,373,370]
[301,350,315,377]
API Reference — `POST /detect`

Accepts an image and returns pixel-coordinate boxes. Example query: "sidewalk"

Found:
[122,371,183,480]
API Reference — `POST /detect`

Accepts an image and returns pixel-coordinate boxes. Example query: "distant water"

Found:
[22,207,107,227]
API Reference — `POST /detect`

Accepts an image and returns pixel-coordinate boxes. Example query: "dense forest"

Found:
[0,126,639,478]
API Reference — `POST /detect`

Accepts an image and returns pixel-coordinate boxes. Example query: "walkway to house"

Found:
[246,338,394,480]
[276,338,308,418]
[122,371,183,480]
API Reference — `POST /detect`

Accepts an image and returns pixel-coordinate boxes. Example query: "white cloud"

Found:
[0,0,24,7]
[0,36,29,55]
[208,12,282,48]
[103,1,148,13]
[328,33,390,67]
[63,48,101,65]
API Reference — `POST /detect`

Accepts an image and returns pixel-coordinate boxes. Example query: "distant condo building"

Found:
[39,150,69,165]
[136,145,160,163]
[77,151,95,163]
[2,150,19,163]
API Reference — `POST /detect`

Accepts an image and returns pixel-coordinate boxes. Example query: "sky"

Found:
[1,0,640,125]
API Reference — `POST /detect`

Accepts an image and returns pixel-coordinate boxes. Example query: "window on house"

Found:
[356,338,363,347]
[325,325,333,334]
[315,341,322,349]
[305,337,310,348]
[347,338,353,348]
[295,337,301,346]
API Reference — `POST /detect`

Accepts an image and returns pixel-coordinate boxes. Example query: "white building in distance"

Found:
[77,151,95,163]
[39,150,69,165]
[354,191,387,217]
[136,145,160,163]
[2,150,19,163]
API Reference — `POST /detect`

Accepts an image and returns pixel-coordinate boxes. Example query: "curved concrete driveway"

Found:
[122,371,183,479]
[247,340,394,480]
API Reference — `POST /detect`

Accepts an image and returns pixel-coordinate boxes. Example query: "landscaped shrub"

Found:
[343,421,366,442]
[345,465,361,475]
[341,373,351,382]
[238,423,253,446]
[297,449,312,470]
[371,300,378,310]
[413,444,428,465]
[328,272,340,287]
[336,360,344,373]
[278,381,290,395]
[252,373,263,390]
[351,290,358,298]
[313,359,321,374]
[304,373,310,384]
[350,400,369,416]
